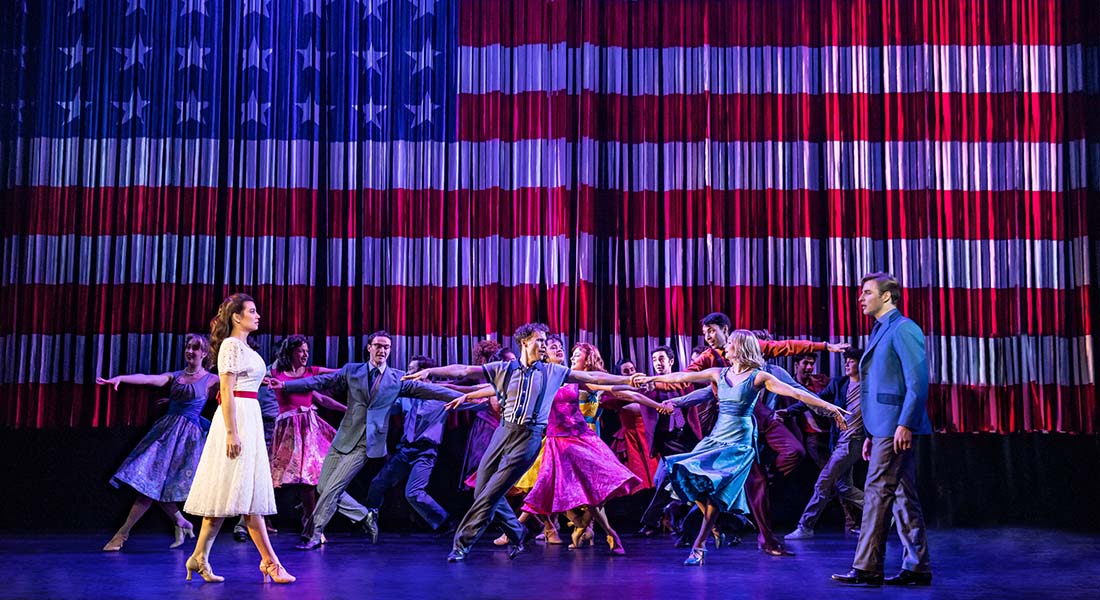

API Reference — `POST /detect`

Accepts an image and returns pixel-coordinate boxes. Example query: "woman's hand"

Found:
[96,376,122,391]
[225,431,242,459]
[656,401,675,415]
[444,394,470,411]
[827,405,851,430]
[631,374,654,387]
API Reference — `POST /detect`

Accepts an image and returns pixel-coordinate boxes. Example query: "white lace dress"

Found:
[184,337,277,517]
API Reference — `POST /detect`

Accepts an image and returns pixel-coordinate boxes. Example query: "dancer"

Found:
[183,293,294,584]
[404,323,635,562]
[268,330,461,550]
[833,273,932,586]
[359,355,486,538]
[514,343,670,555]
[267,335,348,537]
[637,345,703,537]
[634,330,848,566]
[664,312,846,555]
[784,347,866,540]
[609,359,659,492]
[456,342,507,484]
[97,333,218,551]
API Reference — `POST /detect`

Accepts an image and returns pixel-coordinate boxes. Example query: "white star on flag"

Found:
[177,38,211,70]
[406,41,440,74]
[297,39,333,72]
[60,35,93,70]
[242,91,272,125]
[352,45,386,73]
[405,91,438,126]
[296,93,331,124]
[176,91,209,123]
[113,89,151,124]
[242,0,271,17]
[57,88,90,124]
[355,98,386,126]
[241,37,273,71]
[179,0,208,16]
[115,36,152,70]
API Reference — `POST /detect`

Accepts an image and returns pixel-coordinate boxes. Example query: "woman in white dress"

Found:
[183,293,295,584]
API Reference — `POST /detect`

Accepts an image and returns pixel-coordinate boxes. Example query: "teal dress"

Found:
[664,368,759,513]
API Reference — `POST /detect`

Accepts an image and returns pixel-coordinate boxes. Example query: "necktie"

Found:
[368,368,379,391]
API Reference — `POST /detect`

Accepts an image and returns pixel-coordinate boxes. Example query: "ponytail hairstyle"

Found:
[274,334,309,373]
[207,293,256,369]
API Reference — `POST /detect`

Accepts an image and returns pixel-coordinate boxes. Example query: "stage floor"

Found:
[2,527,1095,599]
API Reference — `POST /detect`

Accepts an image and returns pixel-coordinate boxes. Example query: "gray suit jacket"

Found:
[860,309,932,437]
[282,363,461,457]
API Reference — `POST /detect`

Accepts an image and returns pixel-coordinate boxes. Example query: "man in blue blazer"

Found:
[270,331,461,550]
[833,272,932,586]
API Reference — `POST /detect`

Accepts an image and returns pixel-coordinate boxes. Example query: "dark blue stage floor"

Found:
[2,527,1095,599]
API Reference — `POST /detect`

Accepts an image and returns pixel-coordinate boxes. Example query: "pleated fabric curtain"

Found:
[1,0,1099,434]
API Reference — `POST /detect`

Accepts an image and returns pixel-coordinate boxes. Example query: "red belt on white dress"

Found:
[216,390,258,405]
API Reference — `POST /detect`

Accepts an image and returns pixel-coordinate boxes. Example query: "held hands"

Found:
[96,376,122,391]
[630,373,653,387]
[825,342,851,353]
[656,401,675,416]
[444,394,470,411]
[266,377,284,390]
[225,431,242,459]
[402,370,430,382]
[829,406,852,431]
[893,425,913,453]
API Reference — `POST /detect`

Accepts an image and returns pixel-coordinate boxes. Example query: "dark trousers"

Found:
[853,436,931,574]
[640,427,699,529]
[453,421,544,552]
[365,442,448,530]
[798,435,865,531]
[745,410,805,548]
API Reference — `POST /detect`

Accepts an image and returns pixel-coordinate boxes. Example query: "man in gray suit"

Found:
[833,273,933,586]
[270,331,461,550]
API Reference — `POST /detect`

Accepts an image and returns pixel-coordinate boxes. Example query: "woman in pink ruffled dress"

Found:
[267,335,346,536]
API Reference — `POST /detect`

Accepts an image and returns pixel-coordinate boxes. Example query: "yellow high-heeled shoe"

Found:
[185,556,225,583]
[170,524,195,549]
[102,532,128,552]
[260,560,296,584]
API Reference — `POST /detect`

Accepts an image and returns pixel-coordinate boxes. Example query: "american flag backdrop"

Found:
[0,0,1098,433]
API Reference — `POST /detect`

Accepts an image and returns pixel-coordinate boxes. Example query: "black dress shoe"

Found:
[232,527,248,543]
[434,519,458,538]
[360,509,379,544]
[885,570,933,586]
[447,548,468,562]
[295,538,324,551]
[832,569,884,585]
[507,542,525,559]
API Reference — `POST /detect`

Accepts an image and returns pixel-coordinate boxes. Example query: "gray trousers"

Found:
[303,435,375,542]
[798,435,865,531]
[453,421,544,552]
[365,442,448,530]
[853,436,931,574]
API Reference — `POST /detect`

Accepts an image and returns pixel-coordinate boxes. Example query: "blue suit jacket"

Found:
[859,309,932,437]
[282,363,460,457]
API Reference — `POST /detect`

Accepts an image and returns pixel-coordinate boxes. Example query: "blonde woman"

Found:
[633,330,848,566]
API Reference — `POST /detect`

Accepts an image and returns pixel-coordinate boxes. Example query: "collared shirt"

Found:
[482,359,572,426]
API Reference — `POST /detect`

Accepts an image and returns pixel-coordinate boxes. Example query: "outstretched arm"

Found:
[444,385,498,411]
[632,368,721,387]
[758,371,849,429]
[603,389,673,414]
[403,364,485,382]
[566,370,632,387]
[312,391,347,412]
[96,372,174,390]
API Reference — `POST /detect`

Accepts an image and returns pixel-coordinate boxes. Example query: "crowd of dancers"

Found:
[96,272,933,587]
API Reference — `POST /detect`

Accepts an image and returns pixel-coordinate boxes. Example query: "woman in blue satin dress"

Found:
[634,330,849,566]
